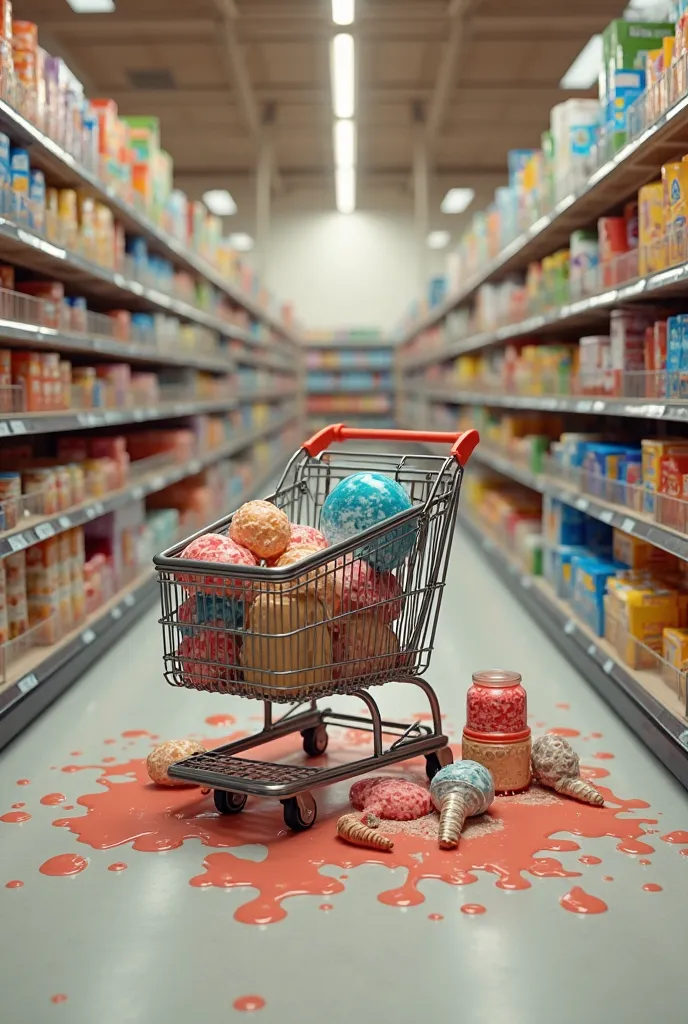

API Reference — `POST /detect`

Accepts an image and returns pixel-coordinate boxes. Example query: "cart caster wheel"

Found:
[302,724,328,757]
[282,793,317,832]
[213,790,247,815]
[425,748,453,781]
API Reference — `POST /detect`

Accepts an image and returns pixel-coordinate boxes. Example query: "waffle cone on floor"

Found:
[437,791,479,849]
[554,776,605,806]
[336,812,394,851]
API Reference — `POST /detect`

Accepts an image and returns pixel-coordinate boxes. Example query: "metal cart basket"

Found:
[154,424,479,831]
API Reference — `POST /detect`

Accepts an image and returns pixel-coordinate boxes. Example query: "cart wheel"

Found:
[282,793,317,832]
[213,790,248,815]
[302,724,328,757]
[425,748,453,781]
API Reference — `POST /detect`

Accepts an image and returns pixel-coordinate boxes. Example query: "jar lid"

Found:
[463,726,531,743]
[471,669,522,687]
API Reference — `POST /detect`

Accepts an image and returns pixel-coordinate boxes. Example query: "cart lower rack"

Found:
[154,424,479,830]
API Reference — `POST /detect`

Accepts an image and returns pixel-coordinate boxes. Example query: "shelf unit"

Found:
[0,437,301,751]
[460,514,688,789]
[304,334,396,427]
[0,95,298,346]
[394,77,688,789]
[0,65,304,747]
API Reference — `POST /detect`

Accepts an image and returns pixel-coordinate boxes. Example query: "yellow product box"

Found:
[616,585,680,669]
[662,627,688,703]
[639,182,665,276]
[641,439,688,516]
[612,529,679,571]
[662,161,688,266]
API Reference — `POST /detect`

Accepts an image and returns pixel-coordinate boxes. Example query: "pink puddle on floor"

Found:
[31,727,675,926]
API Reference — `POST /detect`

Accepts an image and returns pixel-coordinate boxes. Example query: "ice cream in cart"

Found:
[154,424,479,832]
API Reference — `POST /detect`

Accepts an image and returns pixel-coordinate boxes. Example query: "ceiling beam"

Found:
[210,0,284,195]
[426,0,472,144]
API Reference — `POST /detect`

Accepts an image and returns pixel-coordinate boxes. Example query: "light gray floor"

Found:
[1,526,688,1024]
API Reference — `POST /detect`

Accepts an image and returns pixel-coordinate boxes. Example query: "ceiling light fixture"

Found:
[333,119,356,168]
[335,166,356,215]
[202,189,237,216]
[331,33,355,119]
[332,0,355,25]
[65,0,115,11]
[228,233,254,252]
[440,187,475,214]
[560,35,603,90]
[427,230,451,250]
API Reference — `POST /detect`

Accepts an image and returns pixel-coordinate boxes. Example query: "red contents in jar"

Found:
[466,669,527,734]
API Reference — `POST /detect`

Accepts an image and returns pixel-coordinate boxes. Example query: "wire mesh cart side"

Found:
[154,423,479,832]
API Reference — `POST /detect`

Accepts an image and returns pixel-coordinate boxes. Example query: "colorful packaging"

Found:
[10,147,29,224]
[571,555,622,637]
[642,439,688,516]
[667,314,682,397]
[0,469,20,529]
[662,627,688,703]
[612,529,678,571]
[638,182,665,275]
[5,549,27,640]
[11,349,41,411]
[662,160,688,266]
[29,168,45,233]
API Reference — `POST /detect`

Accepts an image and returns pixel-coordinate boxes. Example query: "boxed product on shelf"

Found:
[662,627,688,701]
[571,553,623,636]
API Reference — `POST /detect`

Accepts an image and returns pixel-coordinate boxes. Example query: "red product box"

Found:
[657,454,688,532]
[11,350,42,411]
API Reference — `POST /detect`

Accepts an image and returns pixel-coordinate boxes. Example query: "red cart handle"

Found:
[302,423,480,466]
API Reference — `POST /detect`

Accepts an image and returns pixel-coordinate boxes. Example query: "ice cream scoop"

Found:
[430,761,495,849]
[531,734,604,806]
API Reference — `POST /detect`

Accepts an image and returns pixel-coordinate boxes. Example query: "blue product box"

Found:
[552,544,590,600]
[605,447,641,503]
[571,555,622,636]
[582,443,629,497]
[29,169,45,234]
[428,276,447,308]
[667,315,682,397]
[507,149,537,186]
[0,132,9,215]
[680,314,688,399]
[126,235,148,269]
[607,69,646,134]
[10,148,30,225]
[552,498,586,545]
[583,516,613,554]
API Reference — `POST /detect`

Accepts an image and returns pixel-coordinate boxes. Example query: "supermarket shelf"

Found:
[0,217,294,348]
[470,441,688,565]
[400,89,688,344]
[460,514,688,790]
[0,445,297,751]
[304,338,396,349]
[0,97,297,345]
[402,384,688,424]
[0,408,298,559]
[0,317,237,374]
[0,396,237,436]
[0,388,296,437]
[307,385,394,395]
[400,263,688,372]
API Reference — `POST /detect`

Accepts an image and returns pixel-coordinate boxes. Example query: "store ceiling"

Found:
[16,0,628,228]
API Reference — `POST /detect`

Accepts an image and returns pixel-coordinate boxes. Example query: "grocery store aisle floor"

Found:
[2,528,688,1024]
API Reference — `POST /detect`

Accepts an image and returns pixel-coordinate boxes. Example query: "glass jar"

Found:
[466,669,527,734]
[461,728,532,793]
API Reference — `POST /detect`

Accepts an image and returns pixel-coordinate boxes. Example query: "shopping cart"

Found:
[154,424,479,831]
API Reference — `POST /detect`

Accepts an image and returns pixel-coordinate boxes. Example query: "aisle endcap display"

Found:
[304,331,395,427]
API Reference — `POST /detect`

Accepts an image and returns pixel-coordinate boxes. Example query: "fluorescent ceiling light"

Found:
[331,33,355,119]
[560,34,602,90]
[334,119,356,168]
[336,166,356,214]
[66,0,115,11]
[202,189,237,216]
[332,0,355,25]
[228,233,254,252]
[427,230,450,250]
[440,187,475,214]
